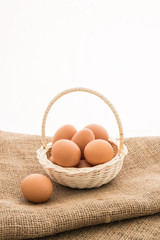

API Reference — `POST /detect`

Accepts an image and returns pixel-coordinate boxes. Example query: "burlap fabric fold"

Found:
[0,130,160,240]
[30,213,160,240]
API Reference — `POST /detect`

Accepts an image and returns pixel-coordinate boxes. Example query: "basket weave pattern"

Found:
[37,88,128,189]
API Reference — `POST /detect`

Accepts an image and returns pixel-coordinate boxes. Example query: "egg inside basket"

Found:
[37,88,128,189]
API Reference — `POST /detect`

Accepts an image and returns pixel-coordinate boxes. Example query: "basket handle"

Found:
[41,87,124,154]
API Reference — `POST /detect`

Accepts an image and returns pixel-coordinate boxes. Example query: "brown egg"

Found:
[52,124,77,144]
[21,174,53,203]
[84,139,113,165]
[49,156,57,164]
[71,128,95,158]
[51,139,81,167]
[84,124,109,141]
[76,159,93,168]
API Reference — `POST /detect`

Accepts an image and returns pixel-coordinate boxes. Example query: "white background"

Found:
[0,0,160,139]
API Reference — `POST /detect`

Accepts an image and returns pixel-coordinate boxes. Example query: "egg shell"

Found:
[51,139,81,167]
[76,159,93,168]
[71,128,95,158]
[21,174,53,203]
[49,156,57,164]
[84,139,113,165]
[52,124,77,144]
[84,124,109,141]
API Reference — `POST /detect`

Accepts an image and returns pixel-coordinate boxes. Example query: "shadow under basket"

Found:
[37,87,128,189]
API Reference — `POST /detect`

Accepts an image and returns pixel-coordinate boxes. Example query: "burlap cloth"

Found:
[0,130,160,240]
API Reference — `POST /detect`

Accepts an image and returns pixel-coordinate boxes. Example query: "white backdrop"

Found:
[0,0,160,138]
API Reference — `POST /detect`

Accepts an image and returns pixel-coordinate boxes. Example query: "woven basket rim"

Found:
[37,138,128,175]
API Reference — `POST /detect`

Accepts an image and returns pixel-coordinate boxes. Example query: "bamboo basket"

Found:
[37,87,128,189]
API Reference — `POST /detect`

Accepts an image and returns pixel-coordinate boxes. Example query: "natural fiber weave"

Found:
[0,130,160,240]
[38,88,128,188]
[30,213,160,240]
[37,138,127,188]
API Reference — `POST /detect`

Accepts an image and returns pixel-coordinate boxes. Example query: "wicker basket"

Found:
[37,87,128,189]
